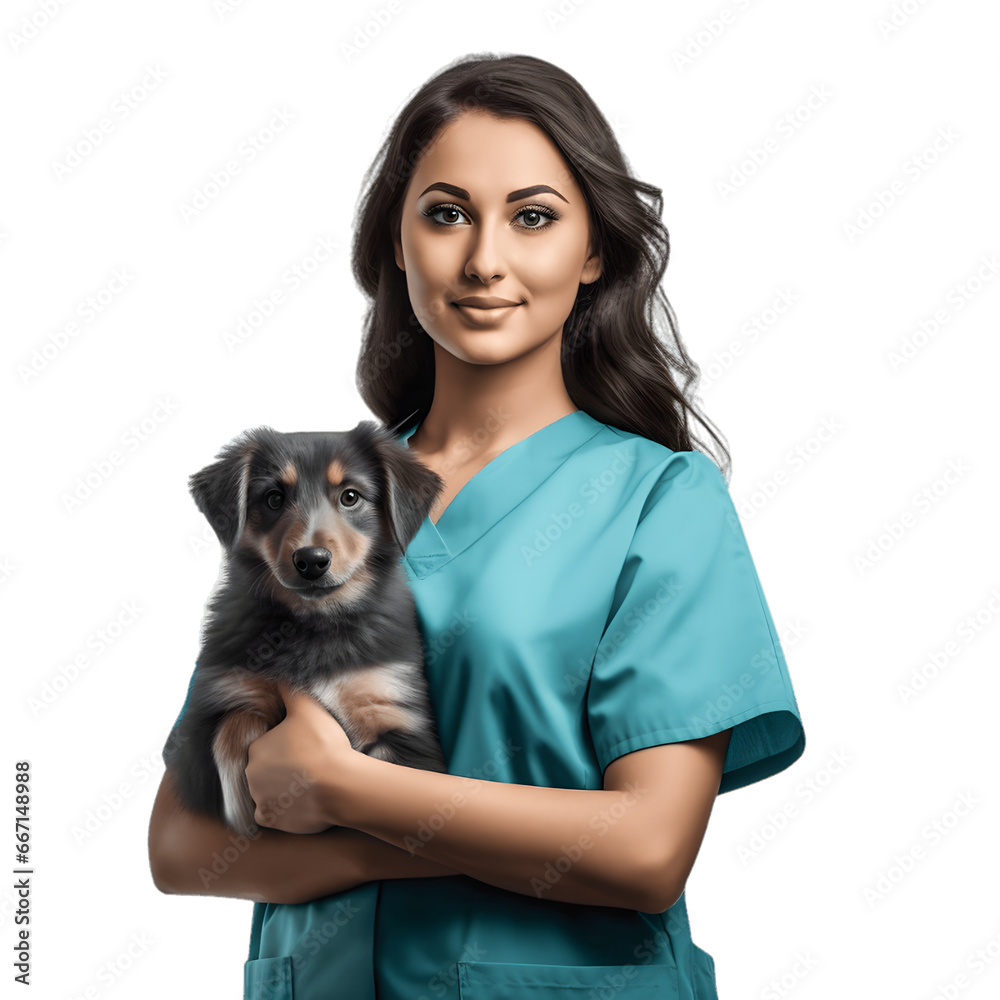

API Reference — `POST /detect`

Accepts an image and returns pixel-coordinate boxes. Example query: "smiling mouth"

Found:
[451,302,522,322]
[453,302,519,309]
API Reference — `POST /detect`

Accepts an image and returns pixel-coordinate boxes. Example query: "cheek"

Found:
[402,227,449,295]
[403,235,470,328]
[522,230,588,296]
[529,259,582,292]
[523,261,586,319]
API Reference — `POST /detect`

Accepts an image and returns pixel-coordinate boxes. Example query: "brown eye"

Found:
[340,488,360,507]
[423,203,469,227]
[265,489,284,510]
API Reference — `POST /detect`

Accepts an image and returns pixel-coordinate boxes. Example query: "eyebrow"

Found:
[417,182,569,204]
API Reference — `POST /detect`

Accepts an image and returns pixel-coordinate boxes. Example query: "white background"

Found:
[3,1,999,997]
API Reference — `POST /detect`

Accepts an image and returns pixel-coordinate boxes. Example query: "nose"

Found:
[292,546,332,581]
[465,220,504,284]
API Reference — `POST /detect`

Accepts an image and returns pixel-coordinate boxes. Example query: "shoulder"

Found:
[583,421,729,518]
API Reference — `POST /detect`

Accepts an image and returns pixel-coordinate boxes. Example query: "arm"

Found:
[323,728,732,913]
[148,768,459,905]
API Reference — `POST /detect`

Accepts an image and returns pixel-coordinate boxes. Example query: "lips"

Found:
[452,303,519,311]
[451,296,522,308]
[451,302,520,325]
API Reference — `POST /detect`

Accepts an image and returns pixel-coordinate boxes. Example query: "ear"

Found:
[581,246,602,285]
[393,230,405,272]
[365,422,444,554]
[188,427,270,551]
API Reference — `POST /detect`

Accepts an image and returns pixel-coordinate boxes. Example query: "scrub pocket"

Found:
[244,955,294,999]
[457,959,679,997]
[692,945,718,1000]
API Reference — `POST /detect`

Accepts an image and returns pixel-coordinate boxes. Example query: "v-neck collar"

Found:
[396,408,604,578]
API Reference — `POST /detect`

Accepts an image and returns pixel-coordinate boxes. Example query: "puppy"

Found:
[162,420,447,837]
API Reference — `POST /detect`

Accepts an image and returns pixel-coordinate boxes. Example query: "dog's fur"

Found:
[162,420,447,837]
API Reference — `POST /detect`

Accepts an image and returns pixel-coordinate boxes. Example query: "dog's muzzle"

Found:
[288,546,342,599]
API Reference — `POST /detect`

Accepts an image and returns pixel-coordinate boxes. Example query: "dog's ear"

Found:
[188,427,271,551]
[363,421,445,554]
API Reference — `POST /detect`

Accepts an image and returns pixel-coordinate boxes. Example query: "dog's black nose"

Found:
[292,547,332,581]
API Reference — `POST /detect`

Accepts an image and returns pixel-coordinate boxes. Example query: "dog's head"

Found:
[189,421,443,608]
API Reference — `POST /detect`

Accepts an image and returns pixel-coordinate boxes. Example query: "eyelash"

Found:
[421,202,561,232]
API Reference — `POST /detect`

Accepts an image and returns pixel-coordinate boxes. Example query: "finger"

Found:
[277,682,326,713]
[275,680,304,708]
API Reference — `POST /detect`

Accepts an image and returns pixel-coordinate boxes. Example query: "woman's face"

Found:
[393,110,601,365]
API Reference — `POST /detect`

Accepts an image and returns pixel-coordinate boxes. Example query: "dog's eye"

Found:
[340,488,360,507]
[265,489,284,510]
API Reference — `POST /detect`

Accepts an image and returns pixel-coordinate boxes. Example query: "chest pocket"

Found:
[244,955,293,999]
[457,959,679,998]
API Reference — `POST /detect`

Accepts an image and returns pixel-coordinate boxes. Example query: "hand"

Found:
[245,681,355,834]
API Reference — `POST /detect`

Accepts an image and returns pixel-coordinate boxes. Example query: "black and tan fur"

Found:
[162,420,447,837]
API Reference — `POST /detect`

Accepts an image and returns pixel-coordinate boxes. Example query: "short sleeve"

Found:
[586,451,805,794]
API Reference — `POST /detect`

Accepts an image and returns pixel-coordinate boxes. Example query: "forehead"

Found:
[247,432,380,492]
[408,110,580,202]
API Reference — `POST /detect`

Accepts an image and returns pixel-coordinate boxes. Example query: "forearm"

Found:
[295,827,466,902]
[340,834,462,888]
[149,774,352,903]
[328,755,659,911]
[163,819,462,905]
[163,823,362,905]
[150,771,460,904]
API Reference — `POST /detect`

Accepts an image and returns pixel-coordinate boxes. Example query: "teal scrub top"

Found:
[169,408,805,1000]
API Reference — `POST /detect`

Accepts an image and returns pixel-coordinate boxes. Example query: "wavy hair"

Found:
[351,52,732,480]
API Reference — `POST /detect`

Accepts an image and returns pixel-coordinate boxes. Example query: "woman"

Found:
[149,53,805,999]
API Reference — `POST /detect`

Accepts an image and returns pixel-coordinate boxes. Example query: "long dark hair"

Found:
[351,52,732,480]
